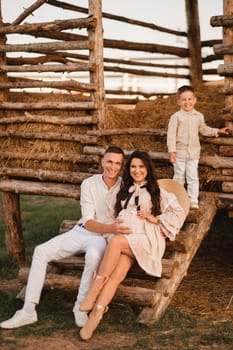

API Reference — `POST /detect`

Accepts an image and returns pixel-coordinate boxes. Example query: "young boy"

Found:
[167,85,228,209]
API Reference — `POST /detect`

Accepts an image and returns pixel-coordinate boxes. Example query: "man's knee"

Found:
[85,243,106,266]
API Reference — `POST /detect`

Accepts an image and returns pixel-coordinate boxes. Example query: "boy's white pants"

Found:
[173,158,199,205]
[24,224,107,307]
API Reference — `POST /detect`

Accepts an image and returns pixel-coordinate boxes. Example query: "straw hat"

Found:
[158,179,190,217]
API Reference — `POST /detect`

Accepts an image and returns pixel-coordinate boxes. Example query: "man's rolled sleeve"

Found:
[79,179,96,225]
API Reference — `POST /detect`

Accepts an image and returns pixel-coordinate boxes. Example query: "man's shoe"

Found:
[73,304,88,328]
[0,309,37,329]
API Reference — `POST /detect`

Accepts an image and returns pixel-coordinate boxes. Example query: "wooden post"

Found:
[223,0,233,130]
[223,0,233,217]
[88,0,105,128]
[2,192,25,265]
[0,0,8,102]
[185,0,202,85]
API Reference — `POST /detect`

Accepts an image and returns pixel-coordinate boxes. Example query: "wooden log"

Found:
[1,192,25,265]
[219,145,233,156]
[106,98,139,105]
[0,168,91,184]
[0,101,96,110]
[0,180,80,199]
[88,0,105,128]
[47,0,186,37]
[84,145,169,162]
[0,152,99,164]
[200,191,233,210]
[105,89,174,98]
[104,65,188,79]
[87,128,167,137]
[84,146,233,168]
[49,255,177,280]
[207,175,233,182]
[0,5,8,103]
[199,154,233,169]
[222,182,233,192]
[185,0,202,85]
[211,14,233,27]
[218,63,233,76]
[0,40,90,53]
[0,131,97,144]
[214,43,233,55]
[18,267,156,306]
[0,112,97,125]
[0,62,93,73]
[166,225,197,254]
[0,79,96,92]
[223,169,233,175]
[0,17,96,35]
[203,136,233,146]
[12,0,48,25]
[137,193,217,324]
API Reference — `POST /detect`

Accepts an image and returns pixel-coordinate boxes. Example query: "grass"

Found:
[0,194,233,349]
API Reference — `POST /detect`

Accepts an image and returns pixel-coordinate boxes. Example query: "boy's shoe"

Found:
[73,304,88,327]
[190,203,199,209]
[0,309,37,329]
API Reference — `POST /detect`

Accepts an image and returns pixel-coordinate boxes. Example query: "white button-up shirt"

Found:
[78,174,121,226]
[167,108,219,160]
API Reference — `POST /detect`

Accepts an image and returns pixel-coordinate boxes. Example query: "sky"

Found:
[0,0,224,91]
[1,0,223,45]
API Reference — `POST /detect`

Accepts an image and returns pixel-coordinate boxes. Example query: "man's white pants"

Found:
[173,158,199,205]
[25,224,107,307]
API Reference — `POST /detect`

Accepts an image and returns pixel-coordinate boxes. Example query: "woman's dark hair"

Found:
[114,150,161,216]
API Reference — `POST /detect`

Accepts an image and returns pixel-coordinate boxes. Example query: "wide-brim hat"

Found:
[158,178,190,217]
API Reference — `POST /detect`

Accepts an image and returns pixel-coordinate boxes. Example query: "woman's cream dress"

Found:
[118,184,186,277]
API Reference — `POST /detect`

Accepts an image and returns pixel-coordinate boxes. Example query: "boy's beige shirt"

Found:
[167,108,219,160]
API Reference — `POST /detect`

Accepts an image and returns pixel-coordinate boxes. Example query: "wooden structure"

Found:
[0,0,232,324]
[18,192,217,323]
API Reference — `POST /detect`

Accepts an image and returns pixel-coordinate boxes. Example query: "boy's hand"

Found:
[169,152,176,163]
[218,127,230,135]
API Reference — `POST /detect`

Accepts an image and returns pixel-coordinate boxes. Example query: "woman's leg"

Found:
[80,253,134,340]
[79,235,133,312]
[97,253,134,307]
[98,234,134,276]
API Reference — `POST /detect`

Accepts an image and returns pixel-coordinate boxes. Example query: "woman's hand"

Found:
[137,209,160,224]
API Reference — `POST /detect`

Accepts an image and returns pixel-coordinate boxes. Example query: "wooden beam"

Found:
[2,192,25,265]
[0,101,96,110]
[185,0,202,85]
[0,180,80,199]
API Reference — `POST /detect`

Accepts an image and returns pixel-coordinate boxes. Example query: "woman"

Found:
[79,150,187,340]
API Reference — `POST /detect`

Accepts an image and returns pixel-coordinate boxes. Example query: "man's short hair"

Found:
[104,145,125,157]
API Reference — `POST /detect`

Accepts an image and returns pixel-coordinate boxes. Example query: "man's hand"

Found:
[112,219,131,235]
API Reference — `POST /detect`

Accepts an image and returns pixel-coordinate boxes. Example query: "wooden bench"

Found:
[17,192,217,324]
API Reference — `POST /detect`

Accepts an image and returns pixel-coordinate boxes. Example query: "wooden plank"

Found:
[0,180,80,199]
[137,193,217,324]
[2,192,25,265]
[18,267,157,307]
[49,255,178,279]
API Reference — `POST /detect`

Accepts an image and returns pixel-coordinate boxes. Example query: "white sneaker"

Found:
[0,309,37,329]
[73,304,88,327]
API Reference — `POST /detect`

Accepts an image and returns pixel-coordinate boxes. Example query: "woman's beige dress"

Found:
[118,184,186,277]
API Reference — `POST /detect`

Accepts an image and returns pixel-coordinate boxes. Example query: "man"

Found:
[0,146,125,329]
